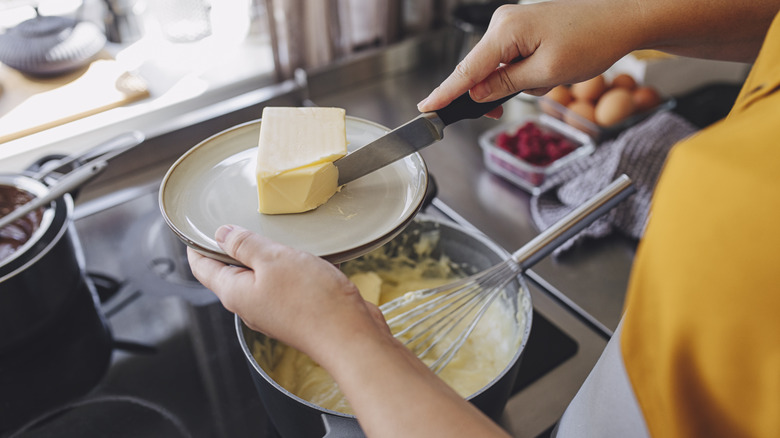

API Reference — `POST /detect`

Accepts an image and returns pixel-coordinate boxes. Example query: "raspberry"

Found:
[495,132,516,153]
[495,121,579,167]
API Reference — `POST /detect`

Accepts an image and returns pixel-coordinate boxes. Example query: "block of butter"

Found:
[256,107,347,214]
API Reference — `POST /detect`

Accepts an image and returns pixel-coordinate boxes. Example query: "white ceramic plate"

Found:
[159,117,428,265]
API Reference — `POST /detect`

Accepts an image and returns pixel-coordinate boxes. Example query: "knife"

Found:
[335,90,521,185]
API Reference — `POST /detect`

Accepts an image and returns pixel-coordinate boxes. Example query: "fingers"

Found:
[418,5,529,113]
[523,86,554,97]
[484,106,504,120]
[417,46,500,112]
[187,247,217,286]
[187,246,254,310]
[417,38,513,112]
[187,247,228,292]
[188,224,272,313]
[215,224,290,269]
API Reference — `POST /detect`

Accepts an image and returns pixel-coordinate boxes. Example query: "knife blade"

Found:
[335,90,521,186]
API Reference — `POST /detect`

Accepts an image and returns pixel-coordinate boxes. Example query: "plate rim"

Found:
[159,116,428,266]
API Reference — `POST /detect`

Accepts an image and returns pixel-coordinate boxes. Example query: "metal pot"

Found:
[236,215,533,437]
[0,175,115,432]
[0,133,144,432]
[0,175,85,352]
[0,132,142,352]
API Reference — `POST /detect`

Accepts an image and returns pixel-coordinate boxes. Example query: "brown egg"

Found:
[546,85,573,106]
[610,73,638,90]
[540,85,573,118]
[633,86,662,112]
[595,88,636,126]
[564,100,597,133]
[570,75,607,102]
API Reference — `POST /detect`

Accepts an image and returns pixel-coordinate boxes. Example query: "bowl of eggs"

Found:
[538,73,674,141]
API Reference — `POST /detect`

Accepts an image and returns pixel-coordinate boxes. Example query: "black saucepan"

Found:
[0,132,143,352]
[0,174,83,352]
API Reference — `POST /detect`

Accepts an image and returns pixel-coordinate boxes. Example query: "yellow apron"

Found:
[621,10,780,438]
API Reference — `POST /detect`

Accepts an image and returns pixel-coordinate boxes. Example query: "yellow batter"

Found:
[250,226,525,415]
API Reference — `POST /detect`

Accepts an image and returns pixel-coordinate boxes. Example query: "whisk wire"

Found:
[405,282,491,360]
[381,260,522,373]
[377,176,635,373]
[428,275,514,374]
[396,286,475,342]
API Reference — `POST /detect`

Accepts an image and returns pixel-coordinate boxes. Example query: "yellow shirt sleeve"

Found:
[621,10,780,437]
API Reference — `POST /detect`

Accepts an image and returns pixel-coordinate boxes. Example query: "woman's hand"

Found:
[418,1,637,117]
[187,225,389,363]
[418,0,777,117]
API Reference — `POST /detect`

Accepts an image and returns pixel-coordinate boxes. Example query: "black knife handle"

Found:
[436,90,522,126]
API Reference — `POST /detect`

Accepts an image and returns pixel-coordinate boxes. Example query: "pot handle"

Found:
[0,160,108,229]
[30,131,145,181]
[321,414,366,438]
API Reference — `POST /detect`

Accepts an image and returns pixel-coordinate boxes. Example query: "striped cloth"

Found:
[530,110,697,255]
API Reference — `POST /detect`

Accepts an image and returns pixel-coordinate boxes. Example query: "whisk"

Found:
[380,175,636,373]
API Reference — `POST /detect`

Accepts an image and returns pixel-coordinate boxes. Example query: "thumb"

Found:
[215,224,275,268]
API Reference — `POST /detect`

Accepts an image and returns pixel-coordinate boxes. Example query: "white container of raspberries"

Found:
[479,113,595,195]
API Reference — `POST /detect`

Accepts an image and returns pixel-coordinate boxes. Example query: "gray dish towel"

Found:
[530,110,698,255]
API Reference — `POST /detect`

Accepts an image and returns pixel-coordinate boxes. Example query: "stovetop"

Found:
[3,178,607,438]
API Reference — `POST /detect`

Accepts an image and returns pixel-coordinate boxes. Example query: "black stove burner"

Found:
[88,272,123,303]
[120,211,217,306]
[7,395,191,438]
[0,275,113,433]
[511,310,578,394]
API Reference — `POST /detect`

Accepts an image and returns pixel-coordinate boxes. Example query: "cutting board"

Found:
[0,54,150,144]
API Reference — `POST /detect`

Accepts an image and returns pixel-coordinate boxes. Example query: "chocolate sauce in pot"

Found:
[0,184,44,262]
